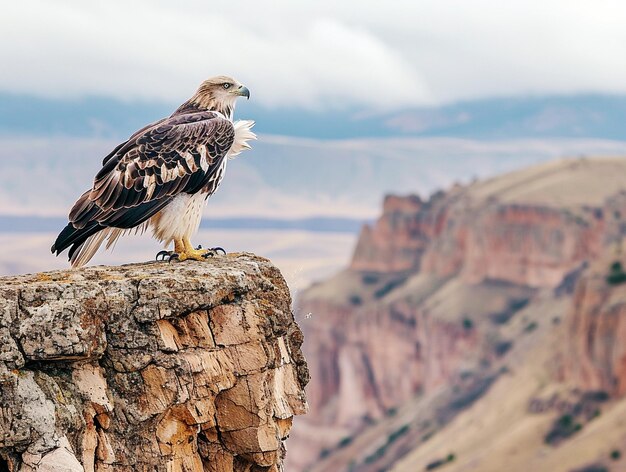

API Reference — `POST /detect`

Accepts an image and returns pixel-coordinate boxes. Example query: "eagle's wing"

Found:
[52,111,234,260]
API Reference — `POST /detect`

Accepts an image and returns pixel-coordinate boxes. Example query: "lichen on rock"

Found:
[0,253,308,472]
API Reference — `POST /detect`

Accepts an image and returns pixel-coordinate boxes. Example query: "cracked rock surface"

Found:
[0,253,309,471]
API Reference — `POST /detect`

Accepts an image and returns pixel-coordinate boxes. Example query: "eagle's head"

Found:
[184,76,250,118]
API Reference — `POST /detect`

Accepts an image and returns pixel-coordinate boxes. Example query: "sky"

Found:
[1,1,626,111]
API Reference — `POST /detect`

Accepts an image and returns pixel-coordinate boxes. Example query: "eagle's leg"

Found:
[158,238,224,262]
[173,237,216,261]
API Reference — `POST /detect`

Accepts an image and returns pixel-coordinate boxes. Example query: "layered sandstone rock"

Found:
[421,203,604,287]
[352,192,605,288]
[350,195,429,273]
[0,254,308,472]
[562,256,626,396]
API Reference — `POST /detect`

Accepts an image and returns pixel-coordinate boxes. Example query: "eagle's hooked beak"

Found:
[235,85,250,99]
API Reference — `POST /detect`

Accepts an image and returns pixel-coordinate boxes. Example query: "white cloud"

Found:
[0,1,428,109]
[0,0,625,109]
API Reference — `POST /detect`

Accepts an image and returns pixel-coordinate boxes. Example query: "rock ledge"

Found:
[0,253,308,472]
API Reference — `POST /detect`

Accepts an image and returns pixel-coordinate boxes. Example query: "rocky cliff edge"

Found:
[0,253,308,472]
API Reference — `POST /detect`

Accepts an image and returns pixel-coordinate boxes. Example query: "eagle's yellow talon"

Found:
[168,237,215,262]
[176,248,213,262]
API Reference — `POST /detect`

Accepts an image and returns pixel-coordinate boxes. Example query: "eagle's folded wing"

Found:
[69,112,235,230]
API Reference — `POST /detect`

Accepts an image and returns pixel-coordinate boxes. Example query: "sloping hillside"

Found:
[393,254,626,472]
[467,157,626,208]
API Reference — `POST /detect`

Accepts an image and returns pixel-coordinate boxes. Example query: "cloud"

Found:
[0,1,428,109]
[264,1,626,101]
[1,0,625,110]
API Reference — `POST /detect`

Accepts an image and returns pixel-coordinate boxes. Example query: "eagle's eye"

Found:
[222,83,231,89]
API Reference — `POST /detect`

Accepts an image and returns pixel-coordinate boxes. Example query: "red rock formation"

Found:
[562,259,626,396]
[351,195,426,273]
[357,157,626,288]
[422,204,605,287]
[301,295,483,428]
[292,159,626,470]
[352,192,605,287]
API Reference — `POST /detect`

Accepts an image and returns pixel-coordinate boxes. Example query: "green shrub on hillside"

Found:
[338,436,353,448]
[388,425,410,443]
[374,279,406,298]
[524,321,538,333]
[425,453,456,470]
[494,340,513,356]
[607,261,626,285]
[544,414,583,444]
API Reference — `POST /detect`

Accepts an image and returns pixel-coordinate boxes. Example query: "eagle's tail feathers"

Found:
[70,229,111,268]
[53,190,170,267]
[52,222,96,254]
[103,222,148,251]
[51,221,103,265]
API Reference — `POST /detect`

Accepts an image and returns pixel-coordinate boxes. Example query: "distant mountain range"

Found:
[2,93,626,140]
[0,215,366,234]
[2,91,626,223]
[2,135,626,220]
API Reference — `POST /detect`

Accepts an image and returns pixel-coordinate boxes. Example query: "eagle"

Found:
[51,76,256,267]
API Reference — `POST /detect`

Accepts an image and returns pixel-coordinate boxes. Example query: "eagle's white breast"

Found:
[148,119,255,246]
[150,190,210,245]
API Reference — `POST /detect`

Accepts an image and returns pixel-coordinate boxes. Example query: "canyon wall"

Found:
[293,158,626,470]
[305,188,609,423]
[352,192,605,288]
[562,257,626,397]
[0,254,308,472]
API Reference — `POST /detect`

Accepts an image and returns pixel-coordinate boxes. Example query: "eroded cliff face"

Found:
[562,257,626,397]
[424,204,604,287]
[303,191,607,424]
[301,294,485,427]
[293,158,626,470]
[352,191,604,288]
[0,253,308,472]
[350,195,433,273]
